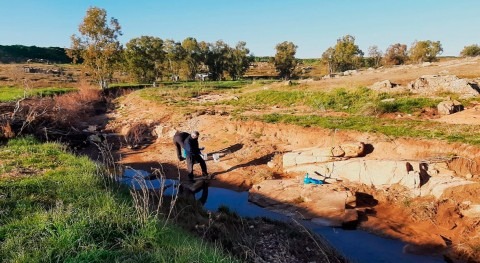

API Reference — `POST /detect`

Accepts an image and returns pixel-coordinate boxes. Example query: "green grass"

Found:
[0,137,237,263]
[228,87,442,114]
[136,80,254,107]
[253,113,480,145]
[0,86,76,102]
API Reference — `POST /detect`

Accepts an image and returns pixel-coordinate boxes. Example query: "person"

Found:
[183,131,208,182]
[173,131,190,161]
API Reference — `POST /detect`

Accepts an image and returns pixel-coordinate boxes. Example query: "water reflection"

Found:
[120,168,445,263]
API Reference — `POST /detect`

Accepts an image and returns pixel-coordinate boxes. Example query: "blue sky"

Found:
[0,0,479,58]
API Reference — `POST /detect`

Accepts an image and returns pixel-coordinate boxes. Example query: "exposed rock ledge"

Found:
[249,179,357,227]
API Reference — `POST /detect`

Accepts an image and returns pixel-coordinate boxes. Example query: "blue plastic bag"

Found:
[303,173,323,185]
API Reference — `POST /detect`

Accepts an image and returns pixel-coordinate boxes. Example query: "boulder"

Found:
[153,125,176,140]
[371,80,395,90]
[437,100,464,115]
[249,179,356,223]
[407,75,480,98]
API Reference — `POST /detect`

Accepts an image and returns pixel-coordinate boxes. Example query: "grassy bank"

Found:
[0,137,236,262]
[251,113,480,145]
[228,87,442,114]
[0,86,75,102]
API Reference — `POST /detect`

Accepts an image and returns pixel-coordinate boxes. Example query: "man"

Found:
[183,131,208,182]
[173,131,190,161]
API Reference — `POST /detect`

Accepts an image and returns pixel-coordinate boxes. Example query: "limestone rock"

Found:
[460,204,480,218]
[408,75,480,98]
[249,179,356,223]
[437,100,464,115]
[420,176,475,199]
[282,142,364,169]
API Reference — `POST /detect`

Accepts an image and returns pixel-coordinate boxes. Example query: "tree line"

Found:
[0,45,71,63]
[6,7,479,89]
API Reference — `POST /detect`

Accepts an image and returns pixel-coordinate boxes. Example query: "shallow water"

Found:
[122,168,445,263]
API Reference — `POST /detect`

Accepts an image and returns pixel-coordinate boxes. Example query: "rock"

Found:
[381,98,396,103]
[371,80,396,89]
[408,75,480,98]
[87,125,97,132]
[267,161,276,169]
[282,142,364,169]
[341,142,365,157]
[460,204,480,218]
[437,100,464,115]
[153,125,176,139]
[249,179,356,223]
[88,134,102,143]
[466,173,473,179]
[420,176,475,198]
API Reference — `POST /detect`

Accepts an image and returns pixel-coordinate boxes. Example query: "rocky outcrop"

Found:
[407,75,480,98]
[249,179,357,226]
[437,100,464,115]
[420,176,475,198]
[283,144,474,199]
[370,80,401,91]
[282,142,365,168]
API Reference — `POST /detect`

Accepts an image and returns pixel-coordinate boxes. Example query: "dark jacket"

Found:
[173,132,190,147]
[183,135,201,156]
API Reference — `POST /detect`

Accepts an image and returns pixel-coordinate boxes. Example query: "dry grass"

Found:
[125,122,151,148]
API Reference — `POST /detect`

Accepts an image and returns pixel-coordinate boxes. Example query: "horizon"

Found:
[1,0,479,59]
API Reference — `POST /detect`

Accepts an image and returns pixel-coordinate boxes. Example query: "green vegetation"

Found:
[0,45,72,63]
[322,35,364,73]
[229,87,441,114]
[252,113,480,145]
[0,86,76,102]
[409,40,443,63]
[136,80,254,107]
[274,41,297,80]
[0,137,236,262]
[460,44,480,57]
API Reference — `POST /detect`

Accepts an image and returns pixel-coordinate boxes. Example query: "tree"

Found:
[368,45,383,68]
[181,37,201,80]
[460,44,480,57]
[384,43,408,65]
[321,47,336,74]
[226,41,251,80]
[204,40,230,81]
[67,7,122,89]
[124,36,165,83]
[274,41,297,80]
[321,35,363,73]
[163,39,186,79]
[409,40,443,63]
[332,35,364,72]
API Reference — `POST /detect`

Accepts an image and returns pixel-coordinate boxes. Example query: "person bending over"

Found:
[183,131,208,181]
[173,131,190,161]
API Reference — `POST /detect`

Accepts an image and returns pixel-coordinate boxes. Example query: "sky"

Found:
[0,0,479,58]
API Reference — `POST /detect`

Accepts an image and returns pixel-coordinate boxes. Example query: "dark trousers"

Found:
[186,154,207,180]
[173,135,185,160]
[174,142,183,160]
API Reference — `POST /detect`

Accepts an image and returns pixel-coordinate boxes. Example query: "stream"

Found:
[121,168,446,263]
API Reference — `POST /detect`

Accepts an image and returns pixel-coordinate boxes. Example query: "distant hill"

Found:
[0,45,72,63]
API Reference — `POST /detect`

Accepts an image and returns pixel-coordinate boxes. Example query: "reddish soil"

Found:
[102,91,480,261]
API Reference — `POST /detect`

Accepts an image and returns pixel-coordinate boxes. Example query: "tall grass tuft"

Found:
[0,137,238,262]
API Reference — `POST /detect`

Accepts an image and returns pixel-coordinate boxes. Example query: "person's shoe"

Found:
[178,157,185,161]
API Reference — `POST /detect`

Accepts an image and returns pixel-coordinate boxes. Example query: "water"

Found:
[121,168,445,263]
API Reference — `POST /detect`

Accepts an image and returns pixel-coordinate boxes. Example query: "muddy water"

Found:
[121,168,445,263]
